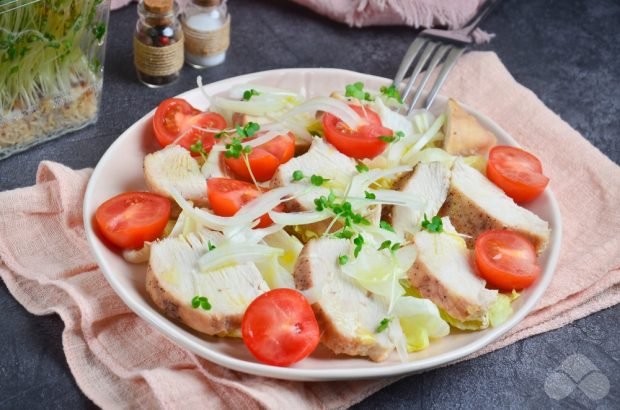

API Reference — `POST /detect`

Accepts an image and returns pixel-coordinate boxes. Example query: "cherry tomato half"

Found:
[322,104,392,159]
[223,132,296,182]
[474,230,542,291]
[206,178,283,228]
[242,288,320,367]
[153,98,227,154]
[95,192,171,249]
[486,146,549,203]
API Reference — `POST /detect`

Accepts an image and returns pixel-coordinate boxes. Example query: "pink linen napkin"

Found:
[1,51,619,408]
[112,0,491,40]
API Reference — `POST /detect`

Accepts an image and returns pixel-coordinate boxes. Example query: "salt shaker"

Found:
[134,0,184,87]
[181,0,230,68]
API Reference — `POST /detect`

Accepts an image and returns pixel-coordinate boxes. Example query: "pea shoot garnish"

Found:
[421,214,443,233]
[345,82,374,101]
[207,241,216,251]
[376,317,392,333]
[356,163,369,173]
[380,85,403,104]
[338,255,349,265]
[191,296,212,310]
[214,131,227,139]
[379,220,395,233]
[242,89,260,101]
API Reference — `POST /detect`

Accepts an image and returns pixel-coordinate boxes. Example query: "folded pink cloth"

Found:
[1,52,619,408]
[112,0,490,40]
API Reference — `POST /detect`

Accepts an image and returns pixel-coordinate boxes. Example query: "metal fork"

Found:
[393,0,501,113]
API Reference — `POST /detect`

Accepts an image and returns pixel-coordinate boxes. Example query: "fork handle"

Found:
[463,0,502,35]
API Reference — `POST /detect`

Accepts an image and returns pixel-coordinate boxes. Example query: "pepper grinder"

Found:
[133,0,184,87]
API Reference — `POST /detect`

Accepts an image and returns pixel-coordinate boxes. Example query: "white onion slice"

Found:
[198,243,282,272]
[405,114,446,157]
[268,210,331,226]
[281,97,363,129]
[213,95,284,116]
[229,84,301,100]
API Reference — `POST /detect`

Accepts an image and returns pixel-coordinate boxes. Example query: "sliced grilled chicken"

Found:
[294,238,395,361]
[408,218,498,323]
[442,158,550,253]
[384,161,451,238]
[146,230,269,336]
[144,145,207,201]
[443,98,496,156]
[270,137,357,211]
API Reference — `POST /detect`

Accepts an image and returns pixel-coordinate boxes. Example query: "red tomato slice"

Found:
[486,146,549,203]
[322,104,392,159]
[223,132,295,182]
[153,98,227,153]
[206,178,283,228]
[242,288,320,367]
[95,192,171,249]
[474,230,541,291]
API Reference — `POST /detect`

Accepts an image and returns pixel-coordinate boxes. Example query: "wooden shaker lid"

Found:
[144,0,173,14]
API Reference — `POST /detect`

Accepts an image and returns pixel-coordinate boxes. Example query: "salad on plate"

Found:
[93,79,551,367]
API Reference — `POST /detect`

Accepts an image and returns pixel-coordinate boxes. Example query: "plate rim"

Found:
[84,67,562,381]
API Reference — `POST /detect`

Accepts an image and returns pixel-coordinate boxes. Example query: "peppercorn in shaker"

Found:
[134,0,184,87]
[181,0,230,68]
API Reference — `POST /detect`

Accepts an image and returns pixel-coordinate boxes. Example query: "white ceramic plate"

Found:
[84,68,562,381]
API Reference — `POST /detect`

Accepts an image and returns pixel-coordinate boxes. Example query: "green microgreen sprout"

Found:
[0,1,109,114]
[376,317,392,333]
[377,240,401,253]
[421,214,443,233]
[292,170,304,181]
[356,163,369,173]
[338,255,349,265]
[353,234,365,257]
[345,82,374,101]
[191,296,212,310]
[207,241,216,251]
[379,220,395,233]
[364,191,376,200]
[242,89,260,101]
[190,140,208,161]
[380,84,404,104]
[310,174,329,186]
[236,122,260,138]
[379,131,404,144]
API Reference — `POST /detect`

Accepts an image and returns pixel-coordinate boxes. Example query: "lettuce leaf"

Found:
[393,296,450,352]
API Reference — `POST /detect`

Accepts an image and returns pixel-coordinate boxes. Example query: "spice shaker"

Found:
[181,0,230,68]
[134,0,184,87]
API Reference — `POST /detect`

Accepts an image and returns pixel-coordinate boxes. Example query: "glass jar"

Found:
[0,0,111,160]
[182,0,230,68]
[134,0,184,87]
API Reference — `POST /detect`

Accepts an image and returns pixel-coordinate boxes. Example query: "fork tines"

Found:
[393,35,466,114]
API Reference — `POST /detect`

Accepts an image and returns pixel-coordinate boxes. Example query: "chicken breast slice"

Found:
[384,161,451,238]
[442,158,550,253]
[146,229,269,336]
[270,137,357,211]
[294,238,395,361]
[144,145,207,201]
[408,218,498,323]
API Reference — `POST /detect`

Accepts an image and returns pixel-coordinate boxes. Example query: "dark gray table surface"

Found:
[1,0,619,408]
